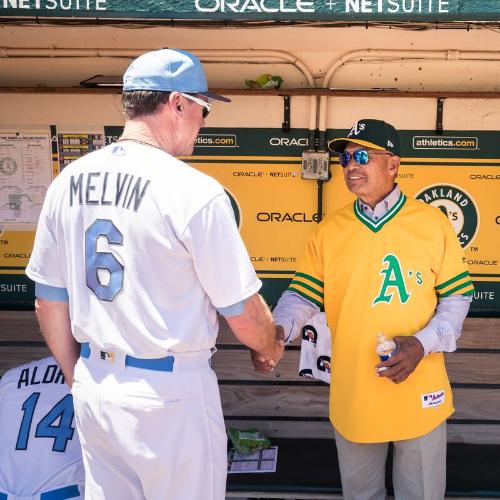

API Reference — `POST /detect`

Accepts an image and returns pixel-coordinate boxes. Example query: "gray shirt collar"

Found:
[358,184,401,222]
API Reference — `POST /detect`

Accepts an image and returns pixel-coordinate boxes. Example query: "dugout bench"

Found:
[1,312,500,499]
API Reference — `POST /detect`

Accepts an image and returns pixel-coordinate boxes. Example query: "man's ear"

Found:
[169,92,183,114]
[388,155,400,175]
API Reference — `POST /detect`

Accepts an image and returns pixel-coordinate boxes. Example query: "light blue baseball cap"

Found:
[123,48,230,102]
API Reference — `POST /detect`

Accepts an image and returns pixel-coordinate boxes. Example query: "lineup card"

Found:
[227,446,278,474]
[0,133,52,226]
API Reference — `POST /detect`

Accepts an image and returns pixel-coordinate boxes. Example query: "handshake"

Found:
[250,325,286,373]
[224,294,286,374]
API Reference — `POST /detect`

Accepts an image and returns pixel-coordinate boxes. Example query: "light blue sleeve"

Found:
[35,282,69,302]
[218,298,246,317]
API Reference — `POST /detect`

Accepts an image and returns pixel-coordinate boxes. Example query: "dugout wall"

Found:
[1,65,499,313]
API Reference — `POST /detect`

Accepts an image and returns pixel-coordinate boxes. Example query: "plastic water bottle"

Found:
[376,333,399,371]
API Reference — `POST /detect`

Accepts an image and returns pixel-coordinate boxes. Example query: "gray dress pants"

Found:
[334,421,447,500]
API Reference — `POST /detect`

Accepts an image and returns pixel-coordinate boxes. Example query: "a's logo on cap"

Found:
[348,122,366,137]
[415,184,479,248]
[387,140,394,148]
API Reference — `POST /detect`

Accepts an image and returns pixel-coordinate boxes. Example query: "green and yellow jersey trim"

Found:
[288,271,324,308]
[353,193,407,233]
[435,271,475,297]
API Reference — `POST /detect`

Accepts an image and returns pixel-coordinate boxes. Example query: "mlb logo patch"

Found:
[112,145,126,156]
[421,390,445,408]
[100,351,115,363]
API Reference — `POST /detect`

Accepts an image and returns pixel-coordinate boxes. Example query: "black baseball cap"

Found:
[328,119,401,156]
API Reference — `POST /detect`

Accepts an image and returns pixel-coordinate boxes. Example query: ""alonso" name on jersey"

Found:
[17,364,65,389]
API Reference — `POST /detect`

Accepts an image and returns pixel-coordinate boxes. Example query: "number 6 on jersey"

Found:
[85,219,124,301]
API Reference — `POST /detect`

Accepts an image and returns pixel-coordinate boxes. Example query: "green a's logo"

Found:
[373,254,411,306]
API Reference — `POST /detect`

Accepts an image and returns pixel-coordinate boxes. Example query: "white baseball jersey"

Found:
[0,357,84,498]
[298,312,331,384]
[26,141,261,357]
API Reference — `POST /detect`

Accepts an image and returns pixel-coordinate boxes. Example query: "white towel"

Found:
[298,312,332,384]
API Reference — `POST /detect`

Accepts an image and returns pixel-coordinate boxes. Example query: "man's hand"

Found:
[376,336,425,384]
[250,350,275,373]
[251,326,285,373]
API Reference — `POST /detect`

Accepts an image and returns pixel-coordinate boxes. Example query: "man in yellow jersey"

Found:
[273,119,474,500]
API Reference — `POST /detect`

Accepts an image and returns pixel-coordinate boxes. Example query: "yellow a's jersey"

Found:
[290,193,474,443]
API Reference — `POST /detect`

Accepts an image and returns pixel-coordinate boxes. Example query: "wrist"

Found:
[414,325,440,356]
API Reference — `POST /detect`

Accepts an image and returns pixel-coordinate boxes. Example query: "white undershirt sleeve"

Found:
[414,294,472,355]
[273,290,320,344]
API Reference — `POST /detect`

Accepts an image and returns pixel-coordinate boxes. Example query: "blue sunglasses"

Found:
[339,148,393,168]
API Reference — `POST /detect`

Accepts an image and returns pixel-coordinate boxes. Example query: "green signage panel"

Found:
[1,0,499,21]
[1,126,498,317]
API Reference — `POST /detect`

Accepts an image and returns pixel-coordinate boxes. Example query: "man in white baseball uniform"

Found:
[0,357,84,499]
[26,48,283,500]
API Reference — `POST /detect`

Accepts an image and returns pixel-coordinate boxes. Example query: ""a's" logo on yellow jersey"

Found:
[372,254,423,306]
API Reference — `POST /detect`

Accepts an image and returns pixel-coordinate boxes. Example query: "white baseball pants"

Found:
[72,349,227,500]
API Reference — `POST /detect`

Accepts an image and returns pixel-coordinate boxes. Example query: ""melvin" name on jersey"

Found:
[69,171,151,212]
